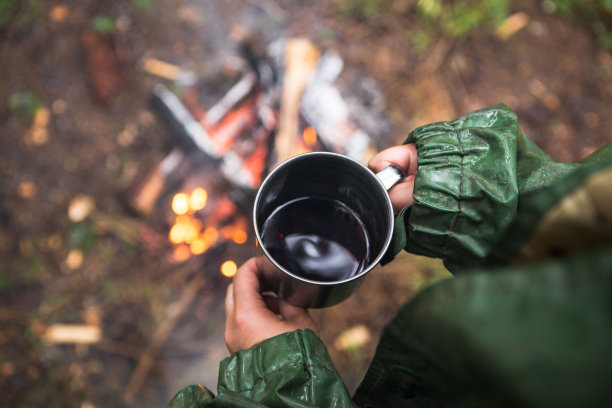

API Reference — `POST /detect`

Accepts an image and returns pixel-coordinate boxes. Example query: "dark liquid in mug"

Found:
[260,196,370,281]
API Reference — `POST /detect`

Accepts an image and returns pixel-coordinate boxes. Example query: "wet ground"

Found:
[1,0,612,406]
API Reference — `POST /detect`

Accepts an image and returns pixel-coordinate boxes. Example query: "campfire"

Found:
[128,35,391,275]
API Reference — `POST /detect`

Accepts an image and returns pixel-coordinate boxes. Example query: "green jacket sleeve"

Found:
[355,245,612,408]
[166,329,355,408]
[387,103,612,271]
[167,104,612,408]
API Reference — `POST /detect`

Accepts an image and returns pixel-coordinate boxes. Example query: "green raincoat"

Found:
[167,104,612,408]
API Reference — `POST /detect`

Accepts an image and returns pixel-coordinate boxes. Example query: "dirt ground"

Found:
[1,0,611,407]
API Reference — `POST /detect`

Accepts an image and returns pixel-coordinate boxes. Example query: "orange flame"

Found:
[189,187,208,211]
[295,145,312,155]
[169,190,247,259]
[232,229,247,244]
[219,217,248,245]
[215,197,237,220]
[220,225,248,245]
[303,126,317,147]
[183,223,199,244]
[190,238,209,255]
[242,144,267,187]
[202,226,219,246]
[171,193,190,215]
[221,260,237,277]
[173,245,191,262]
[169,223,186,244]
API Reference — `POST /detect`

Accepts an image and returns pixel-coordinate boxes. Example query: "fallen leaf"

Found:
[495,12,529,41]
[25,106,50,145]
[68,195,95,222]
[17,181,37,198]
[49,5,69,22]
[333,324,372,351]
[65,249,84,269]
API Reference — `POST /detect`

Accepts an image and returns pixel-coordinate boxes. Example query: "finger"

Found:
[388,177,415,214]
[224,283,234,321]
[369,144,418,176]
[224,283,235,351]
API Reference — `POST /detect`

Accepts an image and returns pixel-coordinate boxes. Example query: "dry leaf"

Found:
[17,181,37,198]
[495,12,529,41]
[49,5,69,22]
[333,324,372,351]
[25,107,50,145]
[65,249,84,269]
[68,195,95,222]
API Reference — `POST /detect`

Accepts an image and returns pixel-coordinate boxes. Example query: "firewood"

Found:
[274,38,320,166]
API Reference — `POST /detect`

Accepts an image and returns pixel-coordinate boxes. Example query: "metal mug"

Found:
[253,152,404,308]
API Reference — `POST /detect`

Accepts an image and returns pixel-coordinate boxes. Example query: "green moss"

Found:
[91,15,115,35]
[7,90,41,120]
[67,222,97,251]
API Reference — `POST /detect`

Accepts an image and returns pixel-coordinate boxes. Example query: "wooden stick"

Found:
[273,38,320,166]
[122,274,207,405]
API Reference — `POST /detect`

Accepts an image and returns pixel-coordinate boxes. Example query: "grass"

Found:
[545,0,612,49]
[333,0,612,50]
[7,90,41,120]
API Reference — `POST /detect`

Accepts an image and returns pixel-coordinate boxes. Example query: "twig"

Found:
[122,273,207,405]
[416,37,454,76]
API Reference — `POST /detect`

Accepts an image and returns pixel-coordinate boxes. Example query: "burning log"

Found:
[143,58,197,84]
[159,159,252,264]
[129,34,390,266]
[127,148,185,216]
[202,71,258,127]
[273,38,320,166]
[151,85,220,159]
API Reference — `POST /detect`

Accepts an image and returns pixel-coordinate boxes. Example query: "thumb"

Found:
[368,144,418,176]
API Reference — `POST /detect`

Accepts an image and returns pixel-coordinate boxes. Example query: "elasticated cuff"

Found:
[216,329,352,407]
[388,105,521,271]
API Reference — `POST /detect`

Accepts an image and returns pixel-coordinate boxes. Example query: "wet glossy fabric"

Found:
[400,105,520,271]
[167,105,612,408]
[167,330,355,408]
[387,104,612,271]
[354,246,612,407]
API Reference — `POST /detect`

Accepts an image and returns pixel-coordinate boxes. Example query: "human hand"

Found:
[224,257,318,354]
[369,144,418,214]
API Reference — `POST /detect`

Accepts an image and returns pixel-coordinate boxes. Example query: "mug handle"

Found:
[376,164,405,190]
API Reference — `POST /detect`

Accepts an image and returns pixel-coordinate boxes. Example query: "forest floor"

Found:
[1,0,611,406]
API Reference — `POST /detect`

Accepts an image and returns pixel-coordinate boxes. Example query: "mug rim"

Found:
[253,151,395,286]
